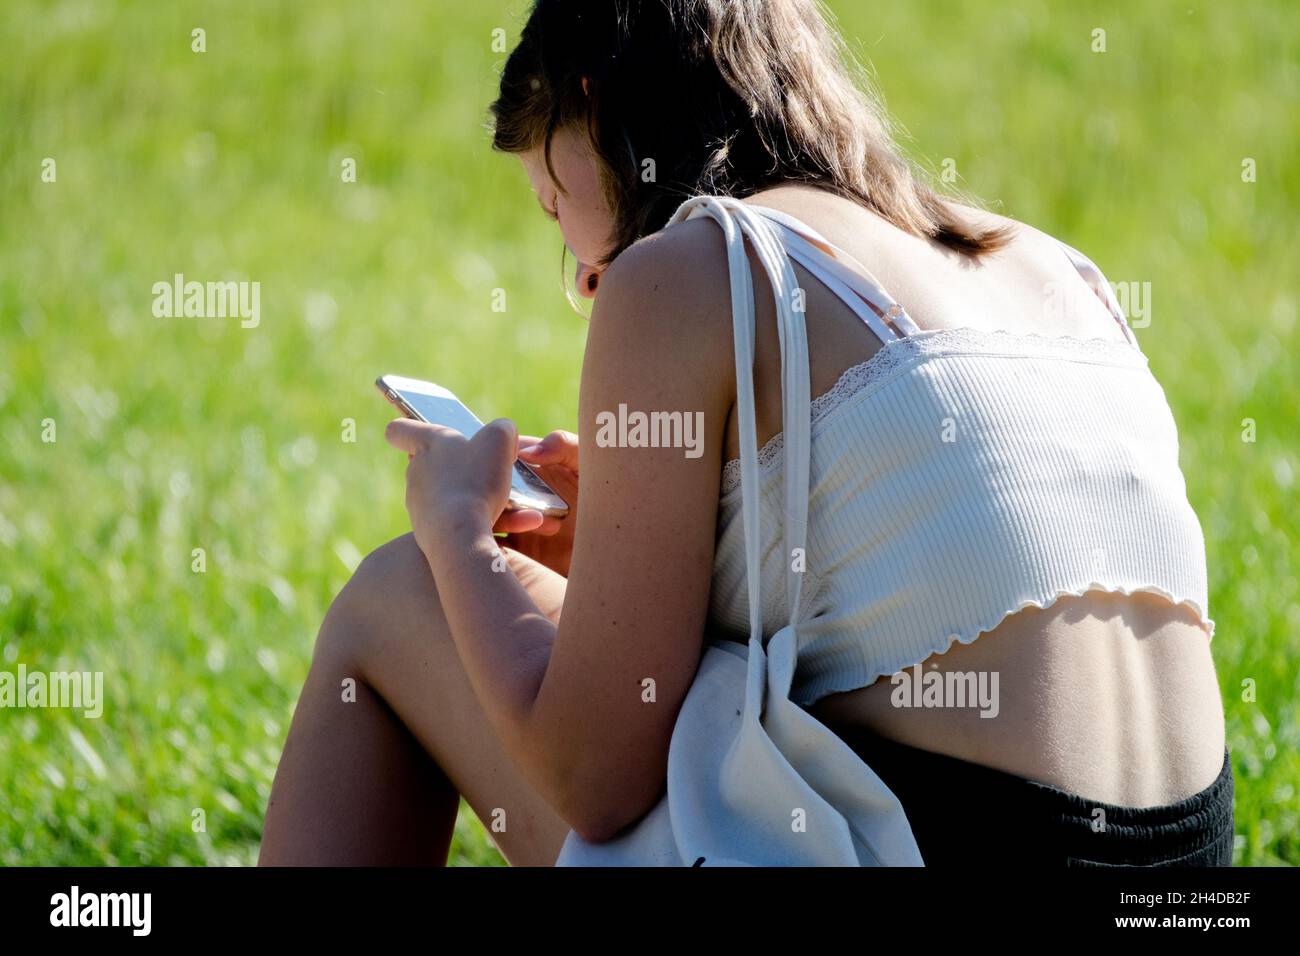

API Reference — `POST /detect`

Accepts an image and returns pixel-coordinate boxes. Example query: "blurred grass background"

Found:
[0,0,1296,865]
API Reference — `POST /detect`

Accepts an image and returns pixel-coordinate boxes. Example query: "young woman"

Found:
[259,0,1232,866]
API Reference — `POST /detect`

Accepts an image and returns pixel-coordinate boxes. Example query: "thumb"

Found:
[477,418,519,461]
[520,429,579,470]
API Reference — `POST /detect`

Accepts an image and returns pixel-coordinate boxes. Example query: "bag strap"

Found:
[665,195,814,662]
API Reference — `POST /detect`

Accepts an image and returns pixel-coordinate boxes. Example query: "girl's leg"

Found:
[258,533,571,866]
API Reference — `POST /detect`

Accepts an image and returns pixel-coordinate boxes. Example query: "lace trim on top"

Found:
[718,325,1147,498]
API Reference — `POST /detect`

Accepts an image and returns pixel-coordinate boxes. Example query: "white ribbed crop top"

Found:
[668,196,1216,711]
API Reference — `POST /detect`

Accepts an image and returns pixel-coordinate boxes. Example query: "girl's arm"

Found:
[393,220,739,843]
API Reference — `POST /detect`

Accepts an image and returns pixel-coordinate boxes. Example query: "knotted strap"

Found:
[667,195,812,698]
[661,194,925,865]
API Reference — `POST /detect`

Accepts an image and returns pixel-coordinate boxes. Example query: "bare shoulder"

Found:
[594,216,738,328]
[940,200,1032,245]
[946,201,1067,259]
[584,215,746,387]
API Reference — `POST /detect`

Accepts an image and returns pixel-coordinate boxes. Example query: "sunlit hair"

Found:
[489,0,1015,269]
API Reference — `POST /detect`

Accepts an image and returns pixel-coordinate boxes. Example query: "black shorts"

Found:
[829,727,1235,866]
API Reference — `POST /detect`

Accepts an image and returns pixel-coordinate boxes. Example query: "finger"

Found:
[496,508,545,534]
[517,433,543,452]
[495,510,563,537]
[493,507,538,534]
[476,418,519,460]
[534,514,564,536]
[547,429,579,468]
[519,429,578,468]
[385,417,438,454]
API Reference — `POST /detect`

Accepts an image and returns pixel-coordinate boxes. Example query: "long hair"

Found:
[489,0,1014,267]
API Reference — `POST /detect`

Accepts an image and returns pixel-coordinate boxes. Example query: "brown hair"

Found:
[489,0,1014,268]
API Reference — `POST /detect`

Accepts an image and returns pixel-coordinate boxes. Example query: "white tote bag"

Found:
[554,195,924,867]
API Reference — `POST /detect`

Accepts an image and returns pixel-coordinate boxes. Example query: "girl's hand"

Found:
[384,416,533,558]
[500,429,579,577]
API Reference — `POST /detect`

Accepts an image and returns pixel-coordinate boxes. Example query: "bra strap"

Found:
[747,204,924,340]
[1054,238,1140,347]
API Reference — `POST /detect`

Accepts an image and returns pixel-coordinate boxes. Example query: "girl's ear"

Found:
[581,75,591,96]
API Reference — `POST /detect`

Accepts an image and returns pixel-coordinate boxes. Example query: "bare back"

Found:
[721,184,1225,807]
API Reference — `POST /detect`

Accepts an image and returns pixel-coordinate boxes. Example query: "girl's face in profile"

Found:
[520,124,613,299]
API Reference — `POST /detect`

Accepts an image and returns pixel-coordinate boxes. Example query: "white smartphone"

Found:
[376,374,570,519]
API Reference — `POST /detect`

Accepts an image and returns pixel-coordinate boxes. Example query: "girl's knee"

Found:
[315,533,443,672]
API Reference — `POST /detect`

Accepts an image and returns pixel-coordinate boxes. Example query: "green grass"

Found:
[1,0,1296,865]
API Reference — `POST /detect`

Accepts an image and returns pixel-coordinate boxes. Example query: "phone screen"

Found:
[399,390,490,441]
[382,379,568,516]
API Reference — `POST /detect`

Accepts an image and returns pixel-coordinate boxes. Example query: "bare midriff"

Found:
[805,590,1226,808]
